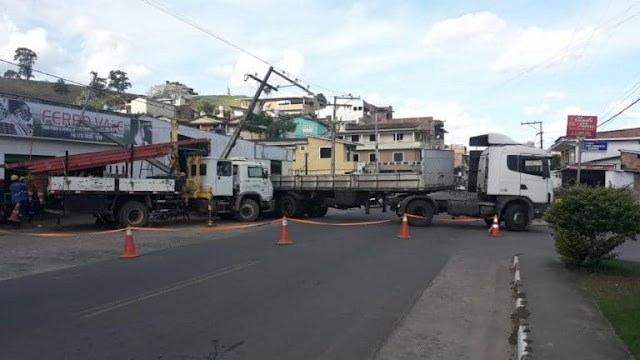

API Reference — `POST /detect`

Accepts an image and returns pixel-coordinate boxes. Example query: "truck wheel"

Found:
[279,195,303,218]
[237,198,259,222]
[405,200,434,226]
[307,204,329,218]
[504,204,528,232]
[118,201,150,228]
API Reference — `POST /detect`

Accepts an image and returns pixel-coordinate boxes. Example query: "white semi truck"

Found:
[270,133,553,231]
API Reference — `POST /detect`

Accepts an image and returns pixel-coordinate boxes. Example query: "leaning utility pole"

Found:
[521,121,544,149]
[221,67,275,159]
[220,67,314,159]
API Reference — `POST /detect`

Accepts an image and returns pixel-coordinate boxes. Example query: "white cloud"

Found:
[544,91,567,100]
[220,48,306,96]
[420,11,507,46]
[493,26,603,72]
[523,104,550,116]
[392,98,509,145]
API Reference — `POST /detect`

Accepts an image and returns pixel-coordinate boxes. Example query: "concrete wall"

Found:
[605,171,635,188]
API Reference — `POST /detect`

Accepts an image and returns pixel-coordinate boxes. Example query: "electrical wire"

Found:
[598,96,640,128]
[138,0,341,95]
[0,57,204,115]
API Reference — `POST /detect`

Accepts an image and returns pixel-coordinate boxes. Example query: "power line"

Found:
[138,0,341,95]
[598,96,640,128]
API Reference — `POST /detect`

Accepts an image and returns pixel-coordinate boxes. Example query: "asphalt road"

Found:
[0,209,552,359]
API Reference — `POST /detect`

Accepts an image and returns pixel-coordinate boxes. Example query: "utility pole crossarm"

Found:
[520,121,544,149]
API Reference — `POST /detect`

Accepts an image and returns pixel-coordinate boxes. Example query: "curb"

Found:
[510,255,532,359]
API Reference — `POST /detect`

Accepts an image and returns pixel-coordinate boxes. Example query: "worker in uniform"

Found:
[9,175,30,222]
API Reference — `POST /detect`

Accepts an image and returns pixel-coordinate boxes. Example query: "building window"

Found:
[351,135,360,142]
[394,133,404,141]
[369,153,376,162]
[393,152,404,162]
[320,147,332,159]
[300,145,306,151]
[369,134,376,142]
[353,153,360,162]
[337,135,344,140]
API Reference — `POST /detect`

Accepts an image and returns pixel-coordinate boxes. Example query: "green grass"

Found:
[192,95,250,109]
[572,259,640,359]
[0,78,85,104]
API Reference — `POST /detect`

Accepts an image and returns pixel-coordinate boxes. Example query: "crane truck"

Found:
[4,139,274,227]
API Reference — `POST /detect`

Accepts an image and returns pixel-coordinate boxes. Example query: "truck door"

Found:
[517,156,550,204]
[213,160,233,196]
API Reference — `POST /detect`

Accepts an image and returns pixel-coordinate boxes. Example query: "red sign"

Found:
[566,115,598,139]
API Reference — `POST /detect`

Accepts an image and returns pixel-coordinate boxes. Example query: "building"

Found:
[125,97,194,123]
[258,135,359,175]
[0,93,292,207]
[549,127,640,190]
[288,116,330,138]
[337,117,446,172]
[317,99,393,124]
[262,96,324,118]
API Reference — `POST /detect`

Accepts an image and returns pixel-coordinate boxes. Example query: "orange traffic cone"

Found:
[120,227,139,258]
[8,203,21,222]
[397,213,412,239]
[277,217,292,245]
[488,214,502,237]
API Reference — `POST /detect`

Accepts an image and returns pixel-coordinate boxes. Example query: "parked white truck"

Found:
[270,133,553,231]
[45,157,273,227]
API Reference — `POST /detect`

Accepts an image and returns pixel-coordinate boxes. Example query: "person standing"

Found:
[9,175,29,222]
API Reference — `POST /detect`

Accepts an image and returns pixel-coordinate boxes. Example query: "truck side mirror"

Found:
[263,170,269,179]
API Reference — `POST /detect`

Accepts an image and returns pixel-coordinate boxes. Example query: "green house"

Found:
[291,116,330,138]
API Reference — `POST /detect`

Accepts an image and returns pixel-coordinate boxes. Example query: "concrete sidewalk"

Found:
[520,255,633,360]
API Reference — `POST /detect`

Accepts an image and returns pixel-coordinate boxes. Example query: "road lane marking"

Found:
[77,260,259,319]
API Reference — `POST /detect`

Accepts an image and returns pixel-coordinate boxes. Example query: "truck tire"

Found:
[237,198,259,222]
[118,201,150,228]
[307,204,329,218]
[279,195,304,218]
[504,203,528,232]
[405,199,434,226]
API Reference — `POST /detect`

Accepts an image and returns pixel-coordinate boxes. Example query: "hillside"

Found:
[192,95,250,109]
[0,78,85,104]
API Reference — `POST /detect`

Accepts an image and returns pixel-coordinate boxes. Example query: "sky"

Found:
[1,0,640,147]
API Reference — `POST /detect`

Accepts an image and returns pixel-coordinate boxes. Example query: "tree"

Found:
[147,81,198,101]
[52,79,70,95]
[3,69,20,79]
[13,47,38,80]
[108,70,132,93]
[191,98,216,115]
[544,185,640,266]
[551,154,561,170]
[266,118,296,139]
[74,73,125,110]
[316,93,328,106]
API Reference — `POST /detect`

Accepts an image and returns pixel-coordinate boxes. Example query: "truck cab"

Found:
[473,133,553,228]
[202,157,274,221]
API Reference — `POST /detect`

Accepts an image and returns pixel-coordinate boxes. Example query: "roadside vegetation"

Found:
[545,185,640,358]
[572,260,640,359]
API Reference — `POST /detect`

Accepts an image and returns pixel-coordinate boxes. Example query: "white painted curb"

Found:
[511,255,532,360]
